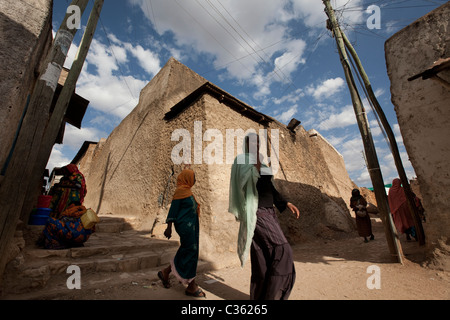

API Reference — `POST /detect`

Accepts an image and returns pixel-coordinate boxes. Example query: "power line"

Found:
[98,14,137,102]
[205,0,306,89]
[145,0,159,34]
[173,0,255,77]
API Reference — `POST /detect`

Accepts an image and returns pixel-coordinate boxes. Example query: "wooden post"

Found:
[22,0,105,224]
[323,0,404,263]
[0,0,89,280]
[341,31,425,246]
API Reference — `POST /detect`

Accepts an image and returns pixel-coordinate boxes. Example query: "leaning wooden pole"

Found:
[323,0,403,263]
[0,0,89,280]
[22,0,105,224]
[341,30,425,246]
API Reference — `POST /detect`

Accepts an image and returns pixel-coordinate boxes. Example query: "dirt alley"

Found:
[2,217,449,301]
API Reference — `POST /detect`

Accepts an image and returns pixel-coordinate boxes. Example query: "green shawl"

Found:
[228,153,260,267]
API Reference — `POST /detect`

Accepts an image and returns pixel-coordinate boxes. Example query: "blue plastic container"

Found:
[29,215,49,226]
[36,208,52,217]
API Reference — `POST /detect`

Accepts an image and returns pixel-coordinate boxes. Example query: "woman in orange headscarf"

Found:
[158,169,205,297]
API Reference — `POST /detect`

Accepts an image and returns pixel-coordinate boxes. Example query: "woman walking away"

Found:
[229,133,299,300]
[350,189,374,243]
[158,169,205,298]
[388,178,417,241]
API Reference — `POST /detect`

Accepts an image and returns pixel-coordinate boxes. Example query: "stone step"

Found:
[2,225,181,295]
[22,245,179,277]
[1,245,181,296]
[1,214,190,296]
[95,215,139,233]
[1,259,214,300]
[25,232,178,260]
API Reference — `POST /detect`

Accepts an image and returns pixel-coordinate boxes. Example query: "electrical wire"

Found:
[98,14,137,101]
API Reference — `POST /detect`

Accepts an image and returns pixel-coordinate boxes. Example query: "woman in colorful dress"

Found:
[158,169,205,297]
[37,164,94,249]
[49,164,87,218]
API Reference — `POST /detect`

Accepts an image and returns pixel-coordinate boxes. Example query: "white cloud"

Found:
[273,39,307,79]
[308,77,345,100]
[317,104,356,130]
[273,88,304,105]
[62,125,107,151]
[64,36,160,120]
[46,145,71,170]
[393,123,404,145]
[290,0,364,28]
[370,119,382,136]
[277,105,299,123]
[124,43,161,76]
[128,0,310,97]
[49,31,161,170]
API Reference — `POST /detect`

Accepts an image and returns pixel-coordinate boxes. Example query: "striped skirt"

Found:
[250,207,296,300]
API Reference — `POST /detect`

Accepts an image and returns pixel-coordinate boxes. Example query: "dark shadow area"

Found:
[272,179,427,266]
[289,213,429,267]
[95,153,111,214]
[199,272,250,300]
[273,179,356,243]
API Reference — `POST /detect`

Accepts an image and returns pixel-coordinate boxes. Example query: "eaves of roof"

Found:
[164,82,274,126]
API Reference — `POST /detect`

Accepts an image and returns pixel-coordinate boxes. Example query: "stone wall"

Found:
[0,0,53,173]
[385,3,450,270]
[80,58,356,267]
[82,58,207,219]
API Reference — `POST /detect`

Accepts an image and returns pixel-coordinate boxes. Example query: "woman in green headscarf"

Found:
[228,133,299,300]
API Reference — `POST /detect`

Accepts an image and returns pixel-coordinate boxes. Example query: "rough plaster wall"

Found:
[81,57,356,266]
[82,58,207,223]
[0,0,53,170]
[385,3,450,269]
[310,130,355,208]
[75,144,97,181]
[268,121,355,242]
[162,93,355,264]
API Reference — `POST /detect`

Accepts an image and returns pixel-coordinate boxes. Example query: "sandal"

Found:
[158,271,171,288]
[185,288,206,298]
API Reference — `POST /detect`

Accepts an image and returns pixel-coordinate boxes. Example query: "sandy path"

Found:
[37,218,448,301]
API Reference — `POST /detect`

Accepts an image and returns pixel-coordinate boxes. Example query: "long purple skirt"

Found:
[250,207,296,300]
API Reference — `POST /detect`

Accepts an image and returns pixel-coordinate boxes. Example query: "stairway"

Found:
[0,215,190,298]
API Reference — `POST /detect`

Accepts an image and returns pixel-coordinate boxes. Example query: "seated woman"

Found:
[37,164,94,250]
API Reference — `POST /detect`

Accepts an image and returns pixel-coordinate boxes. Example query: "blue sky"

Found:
[48,0,447,187]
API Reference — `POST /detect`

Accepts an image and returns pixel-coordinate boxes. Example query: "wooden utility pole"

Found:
[322,0,404,263]
[0,0,89,280]
[341,31,425,246]
[22,0,105,224]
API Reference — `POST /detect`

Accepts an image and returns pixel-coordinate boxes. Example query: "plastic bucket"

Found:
[36,208,52,217]
[29,215,49,226]
[37,195,52,208]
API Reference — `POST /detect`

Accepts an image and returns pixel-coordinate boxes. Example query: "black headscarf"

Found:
[351,188,361,201]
